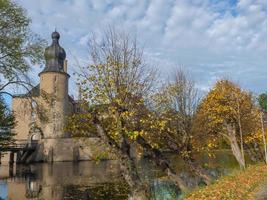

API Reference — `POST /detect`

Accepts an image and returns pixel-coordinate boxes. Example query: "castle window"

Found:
[31,112,37,122]
[30,101,38,122]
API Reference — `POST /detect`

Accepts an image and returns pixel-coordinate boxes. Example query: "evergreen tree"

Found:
[0,96,15,146]
[258,93,267,113]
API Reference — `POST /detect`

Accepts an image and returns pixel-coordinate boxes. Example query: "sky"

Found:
[0,182,7,199]
[12,0,267,98]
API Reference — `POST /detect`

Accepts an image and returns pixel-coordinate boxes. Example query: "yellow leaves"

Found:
[205,137,218,150]
[244,129,262,144]
[186,164,267,200]
[181,150,191,158]
[196,79,261,147]
[113,131,119,136]
[120,110,135,119]
[128,130,140,140]
[158,120,167,130]
[207,153,213,158]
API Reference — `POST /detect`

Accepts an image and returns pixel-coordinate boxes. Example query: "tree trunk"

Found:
[181,143,213,184]
[253,142,265,161]
[136,135,188,191]
[94,118,187,193]
[163,134,212,184]
[261,113,267,163]
[95,123,144,191]
[236,99,245,168]
[227,126,245,169]
[182,156,212,184]
[243,142,264,162]
[121,134,142,189]
[128,185,150,200]
[243,143,257,162]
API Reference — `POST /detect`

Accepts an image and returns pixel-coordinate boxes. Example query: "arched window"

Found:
[28,125,43,142]
[30,101,38,122]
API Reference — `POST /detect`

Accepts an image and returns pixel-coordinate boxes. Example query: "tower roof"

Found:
[39,31,67,75]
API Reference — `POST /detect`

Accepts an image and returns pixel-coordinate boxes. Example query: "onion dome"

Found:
[39,31,67,75]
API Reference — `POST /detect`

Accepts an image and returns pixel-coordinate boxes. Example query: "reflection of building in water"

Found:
[3,161,126,200]
[2,31,115,164]
[25,178,42,199]
[2,161,182,200]
[0,181,7,200]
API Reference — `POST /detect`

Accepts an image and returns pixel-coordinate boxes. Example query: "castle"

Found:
[14,31,75,141]
[8,31,112,163]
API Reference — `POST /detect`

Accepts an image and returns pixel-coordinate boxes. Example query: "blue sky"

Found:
[0,182,7,199]
[12,0,267,98]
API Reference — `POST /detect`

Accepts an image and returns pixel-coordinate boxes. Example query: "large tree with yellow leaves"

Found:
[67,27,188,198]
[195,79,262,169]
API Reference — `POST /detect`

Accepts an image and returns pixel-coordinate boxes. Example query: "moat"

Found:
[0,152,241,200]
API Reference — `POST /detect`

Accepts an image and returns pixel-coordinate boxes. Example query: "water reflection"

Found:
[0,151,241,200]
[151,180,181,200]
[0,161,130,200]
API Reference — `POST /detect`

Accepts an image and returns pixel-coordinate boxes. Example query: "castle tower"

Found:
[39,31,70,138]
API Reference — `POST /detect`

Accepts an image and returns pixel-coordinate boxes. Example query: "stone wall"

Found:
[39,72,72,138]
[1,137,116,164]
[12,97,35,140]
[35,137,116,162]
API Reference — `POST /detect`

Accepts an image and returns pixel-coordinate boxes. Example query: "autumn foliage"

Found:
[185,164,267,200]
[66,27,267,198]
[195,79,262,168]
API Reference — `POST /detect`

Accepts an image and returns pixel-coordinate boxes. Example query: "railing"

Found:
[0,140,38,151]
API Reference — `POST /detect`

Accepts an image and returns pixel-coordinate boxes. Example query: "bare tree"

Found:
[151,68,212,183]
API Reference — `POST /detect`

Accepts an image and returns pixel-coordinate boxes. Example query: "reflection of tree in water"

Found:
[63,182,130,200]
[151,180,182,200]
[62,180,181,200]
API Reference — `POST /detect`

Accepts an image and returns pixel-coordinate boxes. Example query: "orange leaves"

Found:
[185,164,267,200]
[195,79,261,149]
[244,129,262,144]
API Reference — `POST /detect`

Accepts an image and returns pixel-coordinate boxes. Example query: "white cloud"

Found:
[13,0,267,97]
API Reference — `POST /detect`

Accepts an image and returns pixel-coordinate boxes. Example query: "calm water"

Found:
[0,151,240,200]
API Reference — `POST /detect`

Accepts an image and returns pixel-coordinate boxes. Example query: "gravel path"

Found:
[255,186,267,200]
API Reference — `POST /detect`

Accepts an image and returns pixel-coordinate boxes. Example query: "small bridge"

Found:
[0,140,38,164]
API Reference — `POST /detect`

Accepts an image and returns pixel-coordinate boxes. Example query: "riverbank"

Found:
[185,164,267,200]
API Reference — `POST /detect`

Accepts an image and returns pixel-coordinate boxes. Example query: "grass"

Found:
[184,164,267,200]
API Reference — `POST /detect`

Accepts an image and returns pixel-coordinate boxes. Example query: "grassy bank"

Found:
[185,164,267,200]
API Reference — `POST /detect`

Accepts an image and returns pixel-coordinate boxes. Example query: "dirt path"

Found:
[254,186,267,200]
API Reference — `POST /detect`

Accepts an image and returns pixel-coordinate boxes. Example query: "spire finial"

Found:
[39,31,68,77]
[51,30,60,41]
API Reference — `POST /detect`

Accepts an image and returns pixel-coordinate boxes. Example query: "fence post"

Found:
[9,152,14,165]
[9,152,14,177]
[16,151,22,163]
